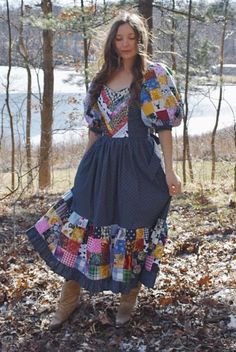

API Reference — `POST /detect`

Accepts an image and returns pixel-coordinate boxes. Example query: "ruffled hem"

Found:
[27,226,159,293]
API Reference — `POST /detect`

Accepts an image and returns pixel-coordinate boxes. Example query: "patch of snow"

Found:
[228,315,236,330]
[213,288,236,305]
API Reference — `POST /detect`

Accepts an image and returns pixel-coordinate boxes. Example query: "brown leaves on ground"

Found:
[0,189,236,352]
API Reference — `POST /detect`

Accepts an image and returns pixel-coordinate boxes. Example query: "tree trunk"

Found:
[234,117,236,192]
[0,104,5,152]
[138,0,153,56]
[211,0,229,183]
[81,0,89,91]
[170,0,177,72]
[39,0,54,189]
[183,0,193,185]
[5,0,15,190]
[19,0,33,188]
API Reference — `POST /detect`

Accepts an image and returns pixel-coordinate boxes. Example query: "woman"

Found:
[27,12,183,328]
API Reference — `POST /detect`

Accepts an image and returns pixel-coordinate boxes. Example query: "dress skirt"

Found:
[26,102,171,293]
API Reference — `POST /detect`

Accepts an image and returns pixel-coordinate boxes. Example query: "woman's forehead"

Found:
[116,23,136,35]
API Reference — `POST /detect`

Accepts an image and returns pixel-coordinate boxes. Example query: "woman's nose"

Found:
[122,38,129,47]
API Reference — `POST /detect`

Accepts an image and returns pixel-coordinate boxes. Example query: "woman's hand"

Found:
[165,169,181,196]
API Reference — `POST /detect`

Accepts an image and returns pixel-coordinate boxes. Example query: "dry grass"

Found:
[0,126,235,199]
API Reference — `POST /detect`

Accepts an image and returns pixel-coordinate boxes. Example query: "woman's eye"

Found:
[115,37,136,41]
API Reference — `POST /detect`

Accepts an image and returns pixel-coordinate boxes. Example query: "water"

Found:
[0,66,235,144]
[0,92,88,145]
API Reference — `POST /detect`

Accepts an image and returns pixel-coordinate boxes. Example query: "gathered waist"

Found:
[101,132,160,144]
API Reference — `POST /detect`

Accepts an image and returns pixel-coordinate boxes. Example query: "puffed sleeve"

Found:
[140,62,184,132]
[84,85,103,135]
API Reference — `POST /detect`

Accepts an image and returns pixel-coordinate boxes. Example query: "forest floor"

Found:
[0,186,236,352]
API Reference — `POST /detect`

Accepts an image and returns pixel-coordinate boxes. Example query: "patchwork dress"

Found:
[27,63,183,293]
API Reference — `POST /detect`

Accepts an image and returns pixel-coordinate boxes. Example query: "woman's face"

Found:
[114,23,138,62]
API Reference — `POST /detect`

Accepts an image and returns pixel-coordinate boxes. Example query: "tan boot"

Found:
[50,280,81,329]
[116,283,141,327]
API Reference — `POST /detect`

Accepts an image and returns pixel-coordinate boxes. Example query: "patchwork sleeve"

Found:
[84,87,103,135]
[140,63,184,132]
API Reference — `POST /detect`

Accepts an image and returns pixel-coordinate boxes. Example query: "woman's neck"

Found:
[121,58,135,73]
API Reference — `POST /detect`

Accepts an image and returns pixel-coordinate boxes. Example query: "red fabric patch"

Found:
[67,239,80,255]
[156,110,169,121]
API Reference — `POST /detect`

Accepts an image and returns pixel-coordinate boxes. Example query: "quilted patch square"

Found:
[75,257,86,272]
[61,222,73,238]
[152,244,164,259]
[67,239,80,255]
[54,245,64,259]
[145,255,154,271]
[88,265,99,280]
[101,240,110,263]
[134,238,144,252]
[164,95,177,108]
[100,265,110,278]
[147,76,160,90]
[35,217,50,235]
[87,237,102,253]
[156,109,169,121]
[140,89,151,103]
[71,227,85,242]
[112,268,124,282]
[126,229,136,241]
[144,69,156,81]
[60,233,69,249]
[158,74,168,85]
[114,239,126,255]
[114,254,125,268]
[150,88,162,101]
[136,228,144,240]
[124,254,132,270]
[123,269,132,283]
[142,102,154,116]
[61,251,77,267]
[55,202,67,218]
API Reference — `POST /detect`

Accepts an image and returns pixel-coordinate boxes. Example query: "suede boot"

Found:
[50,280,81,329]
[116,283,141,327]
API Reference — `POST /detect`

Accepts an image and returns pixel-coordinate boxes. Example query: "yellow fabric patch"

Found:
[100,265,110,278]
[165,95,176,108]
[142,102,154,116]
[48,215,59,225]
[136,228,144,240]
[101,113,112,133]
[158,74,168,85]
[71,227,85,242]
[150,88,162,101]
[49,243,56,253]
[153,244,164,259]
[114,254,125,268]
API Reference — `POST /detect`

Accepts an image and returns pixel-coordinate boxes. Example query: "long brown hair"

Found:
[89,12,149,105]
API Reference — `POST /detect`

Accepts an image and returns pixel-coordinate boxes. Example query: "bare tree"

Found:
[38,0,54,189]
[138,0,153,56]
[170,0,177,72]
[183,0,194,185]
[211,0,229,183]
[19,0,33,187]
[81,0,89,91]
[5,0,15,190]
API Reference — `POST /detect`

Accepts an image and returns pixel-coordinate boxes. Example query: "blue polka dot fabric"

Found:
[26,93,172,293]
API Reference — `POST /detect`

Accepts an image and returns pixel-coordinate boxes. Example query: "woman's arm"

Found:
[84,130,100,154]
[158,130,181,196]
